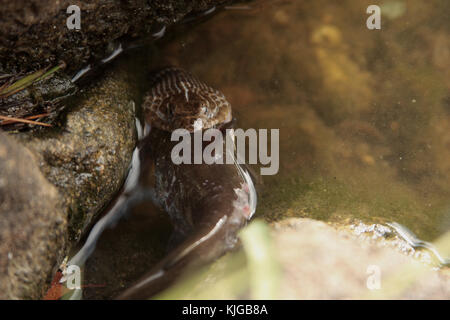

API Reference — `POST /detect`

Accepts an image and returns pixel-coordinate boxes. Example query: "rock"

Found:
[18,66,138,242]
[0,63,138,299]
[158,218,450,299]
[0,0,231,75]
[0,131,66,299]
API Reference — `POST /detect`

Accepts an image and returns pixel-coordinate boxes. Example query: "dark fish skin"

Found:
[115,67,256,299]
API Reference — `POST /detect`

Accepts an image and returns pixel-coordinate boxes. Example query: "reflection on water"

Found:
[143,0,450,241]
[80,0,449,298]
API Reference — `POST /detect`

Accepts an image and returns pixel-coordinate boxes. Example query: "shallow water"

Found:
[142,0,450,240]
[80,0,449,298]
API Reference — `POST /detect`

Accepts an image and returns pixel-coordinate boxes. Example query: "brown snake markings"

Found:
[143,67,232,132]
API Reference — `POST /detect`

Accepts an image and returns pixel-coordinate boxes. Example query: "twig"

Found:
[0,114,52,127]
[0,113,51,125]
[0,80,10,92]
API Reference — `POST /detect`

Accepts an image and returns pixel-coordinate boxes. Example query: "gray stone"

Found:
[19,67,138,243]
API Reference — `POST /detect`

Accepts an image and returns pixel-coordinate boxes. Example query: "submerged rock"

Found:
[157,218,450,299]
[271,219,449,299]
[0,131,66,299]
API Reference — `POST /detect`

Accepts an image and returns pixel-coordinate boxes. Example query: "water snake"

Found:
[115,67,257,299]
[69,67,257,299]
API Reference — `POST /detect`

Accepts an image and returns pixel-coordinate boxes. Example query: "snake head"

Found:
[143,67,232,132]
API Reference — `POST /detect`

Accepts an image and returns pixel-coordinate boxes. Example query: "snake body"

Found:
[116,67,257,299]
